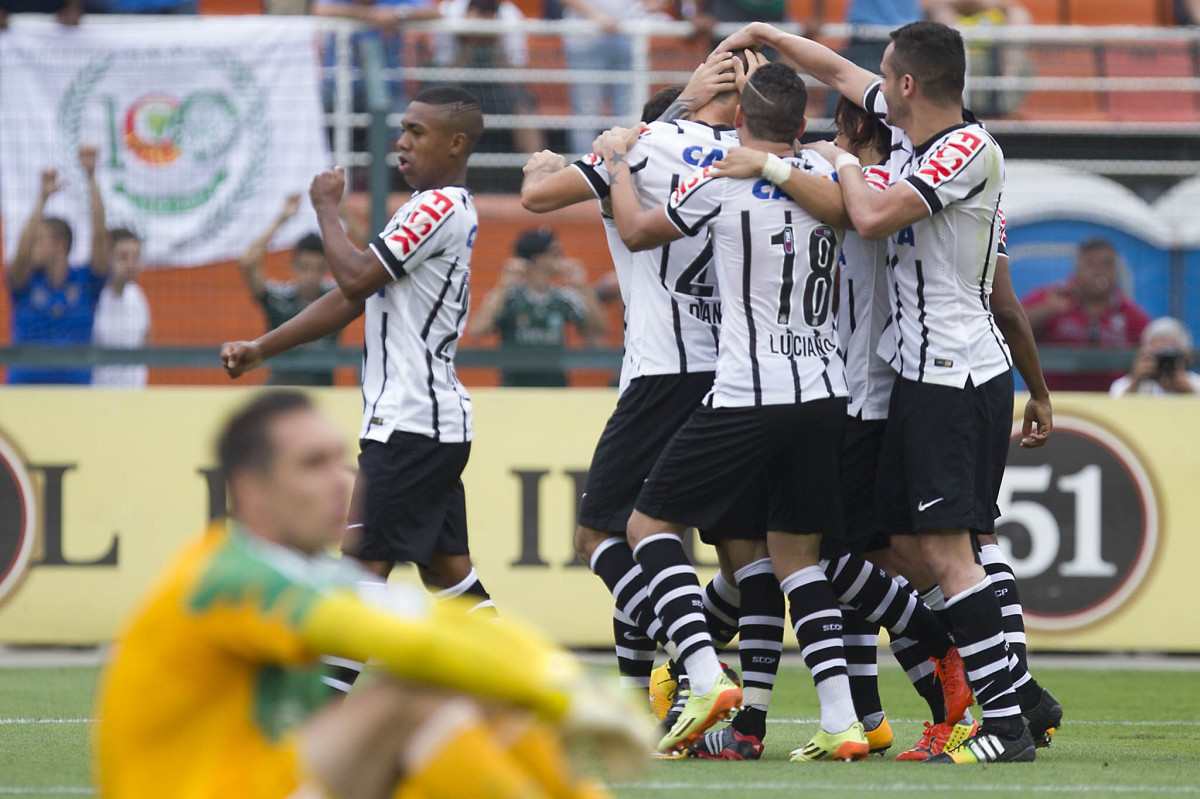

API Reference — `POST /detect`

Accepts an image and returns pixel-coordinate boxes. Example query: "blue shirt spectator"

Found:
[7,146,111,385]
[314,0,439,116]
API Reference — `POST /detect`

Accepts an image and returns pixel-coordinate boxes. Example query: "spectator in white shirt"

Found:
[1110,316,1200,397]
[91,227,150,388]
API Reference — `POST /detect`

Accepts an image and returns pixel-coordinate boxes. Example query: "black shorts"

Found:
[821,415,890,560]
[636,398,847,537]
[875,371,1014,536]
[344,432,471,566]
[578,372,714,534]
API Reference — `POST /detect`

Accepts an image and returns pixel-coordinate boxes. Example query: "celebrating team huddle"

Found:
[97,18,1063,799]
[525,18,1060,766]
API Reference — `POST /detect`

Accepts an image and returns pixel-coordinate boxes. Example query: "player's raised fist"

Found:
[523,150,566,175]
[220,340,263,379]
[40,168,63,200]
[310,167,346,211]
[78,145,98,176]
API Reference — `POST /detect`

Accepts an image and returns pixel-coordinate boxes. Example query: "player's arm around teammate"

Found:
[518,51,740,215]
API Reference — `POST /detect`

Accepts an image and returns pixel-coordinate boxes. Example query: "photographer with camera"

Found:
[1110,317,1200,397]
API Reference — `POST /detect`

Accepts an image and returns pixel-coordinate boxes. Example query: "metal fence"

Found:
[321,18,1200,174]
[2,15,1196,382]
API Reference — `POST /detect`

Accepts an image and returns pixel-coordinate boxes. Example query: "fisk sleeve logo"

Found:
[669,166,714,208]
[863,165,890,192]
[916,130,983,187]
[388,190,456,260]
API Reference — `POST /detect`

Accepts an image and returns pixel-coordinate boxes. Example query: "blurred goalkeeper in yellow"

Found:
[94,391,643,799]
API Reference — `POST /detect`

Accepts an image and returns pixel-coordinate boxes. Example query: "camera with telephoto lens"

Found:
[1155,350,1183,379]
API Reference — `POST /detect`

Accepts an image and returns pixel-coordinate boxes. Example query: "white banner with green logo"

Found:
[0,17,330,268]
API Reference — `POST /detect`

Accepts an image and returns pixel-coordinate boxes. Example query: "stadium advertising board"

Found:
[0,389,1194,651]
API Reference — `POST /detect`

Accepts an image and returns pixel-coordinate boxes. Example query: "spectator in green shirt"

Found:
[238,194,338,386]
[470,228,606,387]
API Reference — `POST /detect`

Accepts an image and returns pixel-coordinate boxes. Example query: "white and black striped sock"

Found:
[434,567,497,616]
[780,565,856,733]
[731,558,783,739]
[702,570,741,652]
[841,603,883,720]
[634,533,722,694]
[889,633,945,723]
[612,606,656,689]
[979,543,1043,710]
[590,537,664,687]
[944,578,1022,732]
[824,552,954,657]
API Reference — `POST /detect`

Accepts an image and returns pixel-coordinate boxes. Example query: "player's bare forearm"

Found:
[720,24,875,106]
[520,159,593,213]
[315,204,388,301]
[992,258,1050,401]
[838,168,928,240]
[607,156,664,252]
[257,288,364,360]
[779,171,850,228]
[88,174,109,276]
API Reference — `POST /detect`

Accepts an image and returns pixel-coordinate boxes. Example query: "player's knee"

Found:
[625,511,660,547]
[417,555,473,592]
[573,525,609,565]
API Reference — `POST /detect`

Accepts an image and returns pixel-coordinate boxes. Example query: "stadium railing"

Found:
[316,18,1200,173]
[2,15,1196,382]
[0,344,1140,376]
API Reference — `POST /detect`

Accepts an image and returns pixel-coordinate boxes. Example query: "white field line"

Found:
[764,718,1200,727]
[613,783,1200,794]
[6,781,1200,798]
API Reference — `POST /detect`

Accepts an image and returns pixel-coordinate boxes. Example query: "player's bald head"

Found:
[410,87,484,154]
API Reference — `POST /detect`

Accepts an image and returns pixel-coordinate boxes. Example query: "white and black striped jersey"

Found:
[598,215,639,395]
[364,186,476,444]
[665,154,849,408]
[863,81,1012,389]
[837,164,895,420]
[572,119,739,384]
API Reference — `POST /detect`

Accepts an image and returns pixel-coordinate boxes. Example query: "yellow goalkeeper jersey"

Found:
[96,521,581,799]
[94,522,353,799]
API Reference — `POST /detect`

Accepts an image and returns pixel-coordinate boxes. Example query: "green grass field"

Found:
[3,662,1199,798]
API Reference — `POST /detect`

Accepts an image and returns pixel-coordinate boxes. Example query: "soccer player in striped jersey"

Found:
[599,62,872,760]
[523,54,793,761]
[220,89,496,693]
[716,21,1053,764]
[710,96,977,760]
